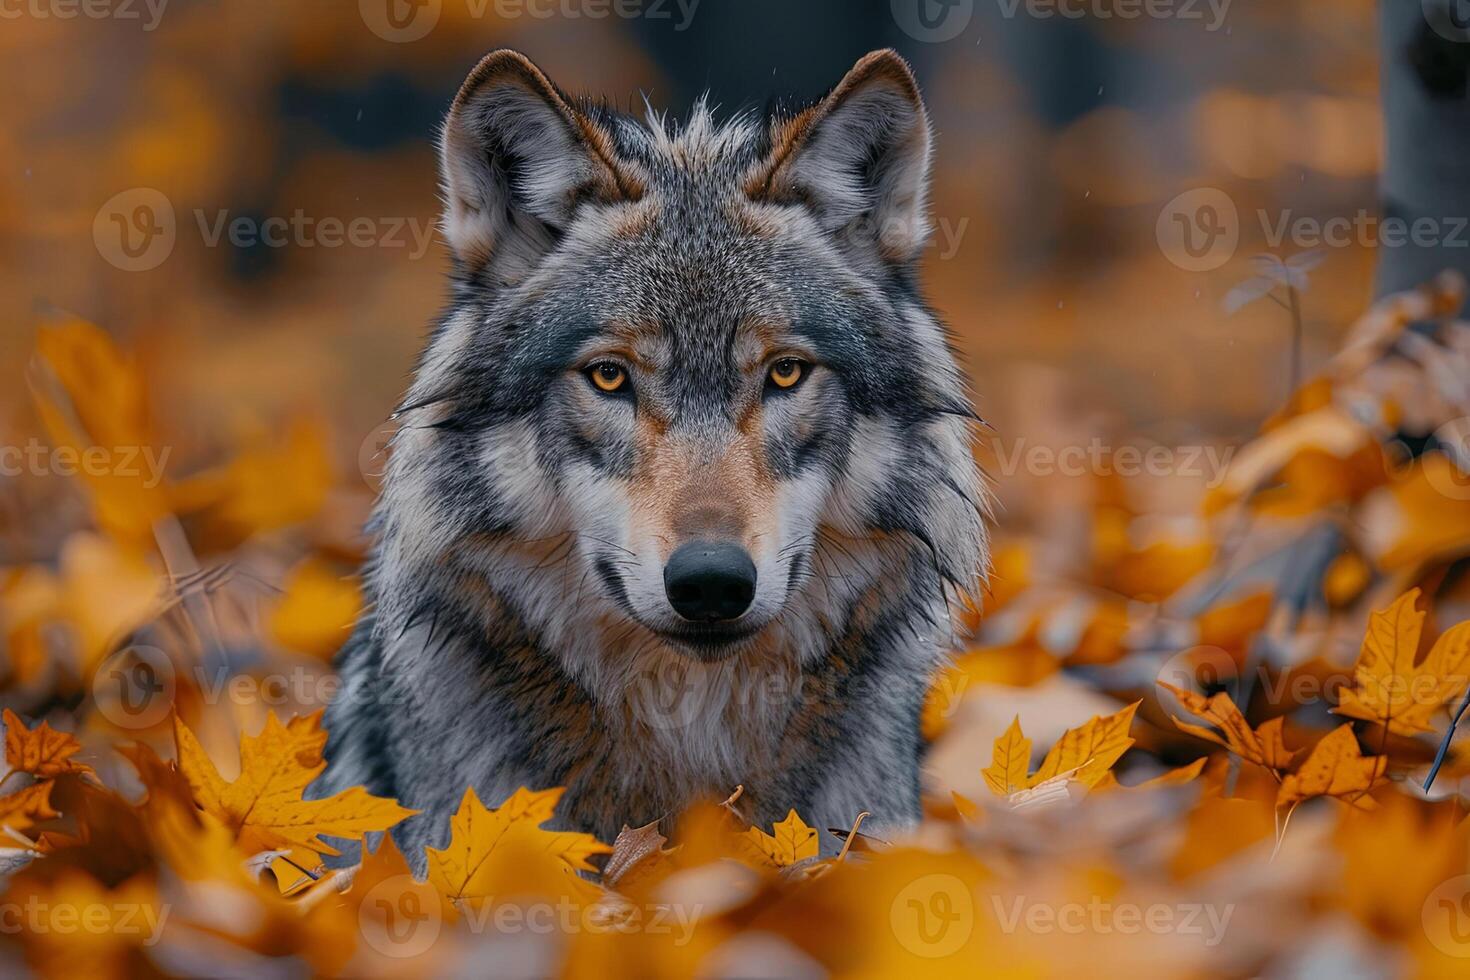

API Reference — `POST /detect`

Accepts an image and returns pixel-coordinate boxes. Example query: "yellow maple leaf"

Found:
[740,809,820,869]
[1368,455,1470,570]
[425,786,610,903]
[0,781,59,833]
[982,716,1033,796]
[1277,725,1385,811]
[0,533,162,681]
[172,712,415,871]
[982,702,1141,797]
[171,417,333,550]
[1093,757,1208,793]
[1334,589,1470,736]
[29,319,173,551]
[4,708,94,780]
[1159,682,1296,772]
[267,556,361,660]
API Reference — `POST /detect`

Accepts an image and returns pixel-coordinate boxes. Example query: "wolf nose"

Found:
[663,541,757,623]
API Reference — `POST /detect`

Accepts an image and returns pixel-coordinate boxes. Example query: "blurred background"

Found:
[0,0,1388,541]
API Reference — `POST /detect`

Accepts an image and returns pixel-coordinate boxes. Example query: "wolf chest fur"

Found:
[315,47,988,865]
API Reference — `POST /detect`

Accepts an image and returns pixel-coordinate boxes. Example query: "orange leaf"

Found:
[29,319,172,550]
[981,716,1033,796]
[1030,701,1140,788]
[425,786,610,903]
[1334,589,1470,736]
[172,712,416,878]
[4,709,94,780]
[740,809,820,869]
[981,703,1140,798]
[1158,682,1296,773]
[0,781,60,832]
[1277,725,1385,811]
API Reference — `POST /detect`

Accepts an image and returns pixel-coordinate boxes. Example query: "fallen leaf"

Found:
[1159,682,1296,772]
[984,701,1141,796]
[425,786,610,903]
[0,782,59,833]
[740,809,820,870]
[4,708,94,779]
[981,716,1033,796]
[1335,589,1470,736]
[172,712,415,880]
[28,319,172,550]
[1277,725,1386,811]
[604,819,675,890]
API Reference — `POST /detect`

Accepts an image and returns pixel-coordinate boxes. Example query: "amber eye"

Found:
[587,363,628,393]
[768,358,806,390]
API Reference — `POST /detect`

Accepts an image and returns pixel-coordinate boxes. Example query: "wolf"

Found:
[315,47,988,867]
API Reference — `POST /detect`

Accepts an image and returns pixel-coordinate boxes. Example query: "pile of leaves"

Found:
[1,274,1470,977]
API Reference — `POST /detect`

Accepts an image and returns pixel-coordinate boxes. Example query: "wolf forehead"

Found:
[423,48,963,418]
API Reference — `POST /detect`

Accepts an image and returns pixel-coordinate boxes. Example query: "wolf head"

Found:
[373,49,986,685]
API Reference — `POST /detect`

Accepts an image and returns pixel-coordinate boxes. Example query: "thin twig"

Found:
[1287,284,1304,394]
[1423,686,1470,791]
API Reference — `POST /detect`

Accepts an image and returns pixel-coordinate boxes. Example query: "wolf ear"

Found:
[439,50,641,283]
[747,50,933,266]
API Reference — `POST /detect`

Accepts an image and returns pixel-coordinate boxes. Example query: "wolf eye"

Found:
[767,358,806,391]
[587,363,628,394]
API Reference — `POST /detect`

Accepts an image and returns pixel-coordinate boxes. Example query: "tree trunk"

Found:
[1376,1,1470,304]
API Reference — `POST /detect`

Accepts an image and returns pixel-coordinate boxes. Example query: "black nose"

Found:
[663,541,757,623]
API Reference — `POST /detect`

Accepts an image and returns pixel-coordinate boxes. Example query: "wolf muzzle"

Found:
[663,540,757,622]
